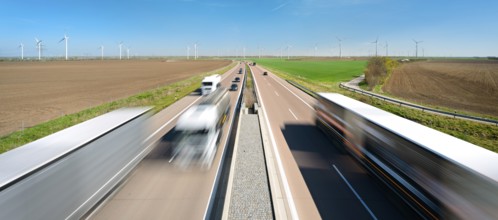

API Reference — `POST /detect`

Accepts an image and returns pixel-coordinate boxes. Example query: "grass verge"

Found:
[243,64,256,108]
[0,62,236,154]
[257,60,498,153]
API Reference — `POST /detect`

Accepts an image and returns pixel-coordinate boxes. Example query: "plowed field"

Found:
[0,59,230,136]
[383,60,498,117]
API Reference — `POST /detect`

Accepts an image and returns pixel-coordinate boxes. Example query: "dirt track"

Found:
[0,59,230,136]
[383,60,498,117]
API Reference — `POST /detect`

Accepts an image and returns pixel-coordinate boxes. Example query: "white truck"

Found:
[201,74,221,96]
[173,88,230,168]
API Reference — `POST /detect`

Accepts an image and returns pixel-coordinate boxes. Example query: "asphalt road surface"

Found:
[88,63,244,220]
[251,65,411,219]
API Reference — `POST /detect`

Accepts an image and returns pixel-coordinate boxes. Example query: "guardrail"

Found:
[285,80,318,99]
[286,79,497,126]
[339,83,498,126]
[204,65,246,219]
[0,107,151,219]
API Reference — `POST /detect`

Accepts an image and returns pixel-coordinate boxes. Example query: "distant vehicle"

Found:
[233,77,240,82]
[238,68,243,74]
[230,83,238,91]
[173,88,231,168]
[201,74,221,95]
[263,71,268,76]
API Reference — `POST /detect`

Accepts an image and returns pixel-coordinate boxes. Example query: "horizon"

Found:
[1,0,497,58]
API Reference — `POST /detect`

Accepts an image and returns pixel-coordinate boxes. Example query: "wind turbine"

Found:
[98,45,104,60]
[371,37,379,57]
[19,43,24,60]
[336,37,343,59]
[126,47,130,59]
[413,39,423,58]
[59,34,69,60]
[286,44,292,60]
[35,38,42,60]
[194,42,198,60]
[118,42,123,60]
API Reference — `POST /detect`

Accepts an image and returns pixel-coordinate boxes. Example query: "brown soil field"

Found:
[383,60,498,117]
[0,59,230,136]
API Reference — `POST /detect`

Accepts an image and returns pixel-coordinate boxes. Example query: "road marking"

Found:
[288,108,298,120]
[269,75,314,110]
[275,91,280,96]
[251,65,299,220]
[333,164,378,220]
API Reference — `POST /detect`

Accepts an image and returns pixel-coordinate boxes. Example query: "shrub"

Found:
[364,57,398,90]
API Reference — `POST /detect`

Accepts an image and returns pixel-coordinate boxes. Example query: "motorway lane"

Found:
[251,65,408,219]
[89,63,244,220]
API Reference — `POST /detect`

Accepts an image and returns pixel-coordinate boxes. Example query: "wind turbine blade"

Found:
[59,38,65,43]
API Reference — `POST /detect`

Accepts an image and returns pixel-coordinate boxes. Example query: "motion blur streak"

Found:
[172,88,230,169]
[0,108,150,220]
[315,93,498,219]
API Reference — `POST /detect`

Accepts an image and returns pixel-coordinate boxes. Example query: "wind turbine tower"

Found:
[187,45,190,59]
[119,42,123,60]
[19,43,24,60]
[99,45,104,60]
[35,38,42,60]
[194,42,198,60]
[336,37,342,59]
[371,37,379,57]
[413,39,423,58]
[59,34,69,60]
[127,47,130,59]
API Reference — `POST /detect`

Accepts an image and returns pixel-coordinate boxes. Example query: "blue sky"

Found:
[1,0,497,58]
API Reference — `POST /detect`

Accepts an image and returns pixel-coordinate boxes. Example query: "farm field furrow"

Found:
[0,60,230,136]
[383,60,498,117]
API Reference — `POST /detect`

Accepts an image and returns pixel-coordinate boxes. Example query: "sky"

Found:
[1,0,497,58]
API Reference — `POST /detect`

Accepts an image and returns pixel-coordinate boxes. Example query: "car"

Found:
[263,71,268,76]
[234,77,240,82]
[230,83,238,91]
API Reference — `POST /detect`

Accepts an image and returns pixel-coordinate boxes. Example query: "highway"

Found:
[250,65,410,219]
[88,63,244,219]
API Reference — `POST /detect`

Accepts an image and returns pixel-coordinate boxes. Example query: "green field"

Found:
[253,58,367,82]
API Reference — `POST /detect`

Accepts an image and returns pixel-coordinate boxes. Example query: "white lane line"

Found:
[251,65,300,220]
[268,74,314,110]
[333,164,378,220]
[275,91,280,96]
[288,108,298,120]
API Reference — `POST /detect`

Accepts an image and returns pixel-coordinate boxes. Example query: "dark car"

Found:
[230,83,238,91]
[234,77,240,82]
[263,71,268,76]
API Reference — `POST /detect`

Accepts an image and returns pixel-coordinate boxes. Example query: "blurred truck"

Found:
[173,88,230,169]
[201,74,221,95]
